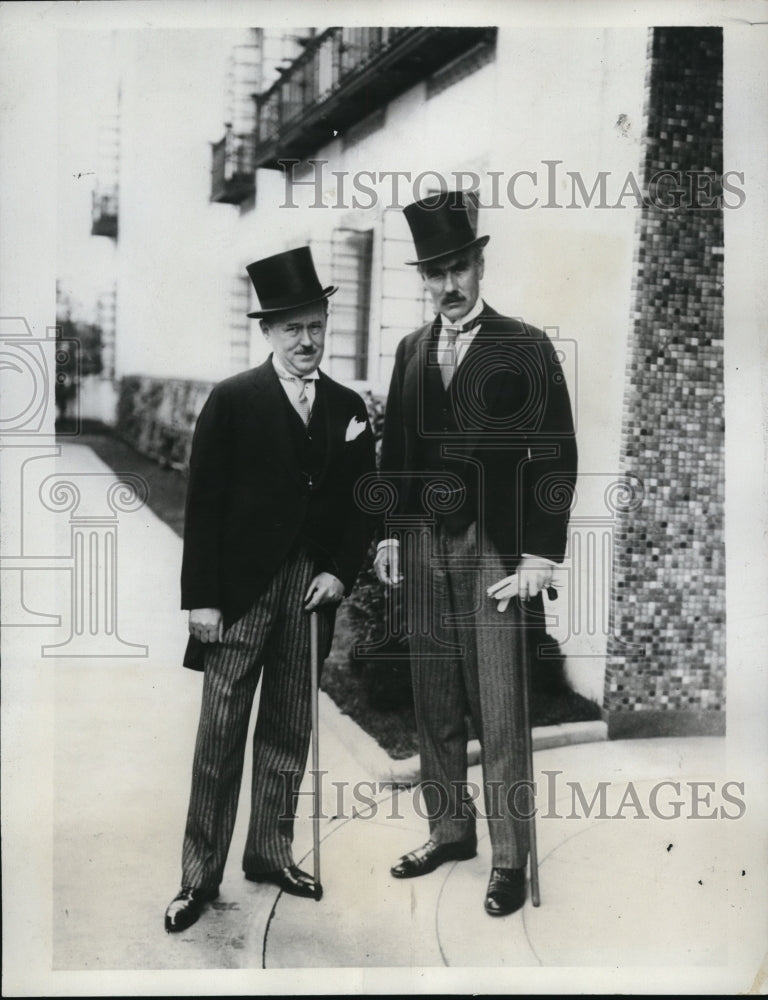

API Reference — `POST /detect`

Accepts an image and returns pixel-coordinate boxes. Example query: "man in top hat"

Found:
[374,192,577,915]
[165,246,376,933]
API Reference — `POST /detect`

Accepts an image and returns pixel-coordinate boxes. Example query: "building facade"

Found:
[67,24,726,736]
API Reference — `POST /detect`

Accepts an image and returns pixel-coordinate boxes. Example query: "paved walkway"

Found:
[7,443,765,994]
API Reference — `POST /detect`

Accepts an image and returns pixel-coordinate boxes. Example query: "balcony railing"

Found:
[210,125,256,204]
[253,26,497,168]
[91,185,119,238]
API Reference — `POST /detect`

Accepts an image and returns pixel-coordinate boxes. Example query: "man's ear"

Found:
[260,320,270,340]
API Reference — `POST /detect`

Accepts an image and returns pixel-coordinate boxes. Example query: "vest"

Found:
[280,381,333,557]
[412,359,477,533]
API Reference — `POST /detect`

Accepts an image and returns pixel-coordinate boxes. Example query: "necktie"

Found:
[278,374,312,426]
[440,327,460,389]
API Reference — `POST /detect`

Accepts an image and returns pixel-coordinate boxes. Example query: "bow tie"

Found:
[443,318,480,338]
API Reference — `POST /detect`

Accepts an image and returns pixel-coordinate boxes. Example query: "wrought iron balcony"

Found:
[91,185,118,238]
[253,26,497,168]
[210,125,256,204]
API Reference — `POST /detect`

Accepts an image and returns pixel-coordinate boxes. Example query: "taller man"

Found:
[374,193,577,916]
[165,247,375,932]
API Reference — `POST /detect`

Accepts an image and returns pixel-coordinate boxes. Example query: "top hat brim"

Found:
[247,284,338,319]
[406,233,490,267]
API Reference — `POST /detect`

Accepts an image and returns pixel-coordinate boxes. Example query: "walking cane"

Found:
[519,587,556,908]
[309,611,323,900]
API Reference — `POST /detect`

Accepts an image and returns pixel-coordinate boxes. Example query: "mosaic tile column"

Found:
[604,27,725,738]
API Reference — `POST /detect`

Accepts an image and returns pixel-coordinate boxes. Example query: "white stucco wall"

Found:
[243,27,648,701]
[100,26,648,702]
[113,29,243,383]
[486,28,648,700]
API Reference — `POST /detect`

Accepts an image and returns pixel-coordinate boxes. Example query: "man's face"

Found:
[420,249,484,322]
[261,301,327,377]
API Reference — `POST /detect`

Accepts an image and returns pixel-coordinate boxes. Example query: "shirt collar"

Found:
[439,297,485,332]
[271,354,320,381]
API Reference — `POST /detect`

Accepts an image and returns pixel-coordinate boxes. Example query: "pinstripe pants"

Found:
[407,521,530,869]
[181,546,332,890]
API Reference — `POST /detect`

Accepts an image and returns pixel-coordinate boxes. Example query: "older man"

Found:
[375,193,577,916]
[165,246,375,932]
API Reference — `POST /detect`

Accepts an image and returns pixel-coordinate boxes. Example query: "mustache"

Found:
[442,293,465,303]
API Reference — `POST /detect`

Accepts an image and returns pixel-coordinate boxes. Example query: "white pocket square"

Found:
[345,416,367,442]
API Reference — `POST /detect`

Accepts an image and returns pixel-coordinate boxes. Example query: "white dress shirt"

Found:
[272,355,319,421]
[436,296,485,370]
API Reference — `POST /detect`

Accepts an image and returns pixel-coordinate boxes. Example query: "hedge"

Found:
[116,375,216,470]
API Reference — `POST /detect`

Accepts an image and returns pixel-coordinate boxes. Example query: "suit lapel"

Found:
[401,304,532,466]
[314,371,366,488]
[251,362,358,489]
[311,373,334,488]
[403,318,440,431]
[249,359,304,485]
[457,303,523,378]
[451,305,528,456]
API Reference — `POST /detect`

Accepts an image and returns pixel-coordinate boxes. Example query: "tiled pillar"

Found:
[604,28,725,738]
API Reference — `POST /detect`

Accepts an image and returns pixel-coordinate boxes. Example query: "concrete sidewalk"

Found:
[43,443,764,990]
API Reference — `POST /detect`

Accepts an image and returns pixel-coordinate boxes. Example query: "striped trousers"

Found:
[180,546,332,890]
[407,521,530,869]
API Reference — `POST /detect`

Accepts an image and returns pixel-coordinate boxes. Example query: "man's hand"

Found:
[487,557,555,612]
[304,572,344,611]
[373,540,402,587]
[189,607,223,643]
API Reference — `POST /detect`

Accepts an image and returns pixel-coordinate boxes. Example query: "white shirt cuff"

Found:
[521,553,557,567]
[378,543,553,561]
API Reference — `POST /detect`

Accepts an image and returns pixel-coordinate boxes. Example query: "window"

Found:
[228,274,252,373]
[314,229,373,382]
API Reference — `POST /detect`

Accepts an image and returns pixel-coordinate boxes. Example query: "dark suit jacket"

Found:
[379,302,578,571]
[181,357,376,669]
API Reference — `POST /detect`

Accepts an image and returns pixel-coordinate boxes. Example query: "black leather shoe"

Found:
[390,838,477,879]
[245,864,322,900]
[484,867,526,916]
[164,885,219,933]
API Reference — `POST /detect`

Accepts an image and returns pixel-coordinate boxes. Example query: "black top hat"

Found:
[403,191,490,266]
[246,246,337,318]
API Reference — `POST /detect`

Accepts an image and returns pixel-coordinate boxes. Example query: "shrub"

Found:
[116,375,214,470]
[346,546,412,711]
